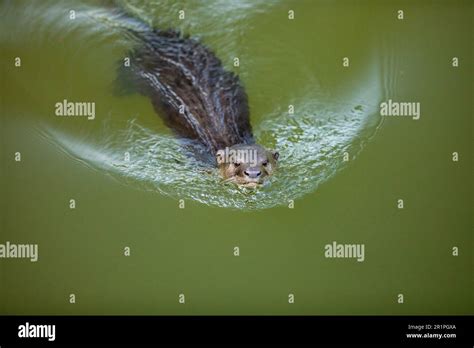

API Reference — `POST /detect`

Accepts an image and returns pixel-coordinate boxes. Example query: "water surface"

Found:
[1,0,471,315]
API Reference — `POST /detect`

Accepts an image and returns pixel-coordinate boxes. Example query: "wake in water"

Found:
[22,0,384,210]
[39,62,382,210]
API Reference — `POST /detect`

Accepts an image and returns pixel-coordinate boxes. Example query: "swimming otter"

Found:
[117,21,278,187]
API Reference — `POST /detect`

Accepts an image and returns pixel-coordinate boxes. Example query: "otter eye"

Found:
[234,162,241,167]
[262,161,268,166]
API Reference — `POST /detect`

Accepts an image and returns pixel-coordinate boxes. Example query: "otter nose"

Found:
[244,168,261,178]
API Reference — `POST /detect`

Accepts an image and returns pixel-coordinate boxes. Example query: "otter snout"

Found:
[244,168,261,178]
[216,144,279,188]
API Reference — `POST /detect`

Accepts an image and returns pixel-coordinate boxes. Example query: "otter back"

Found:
[117,27,254,154]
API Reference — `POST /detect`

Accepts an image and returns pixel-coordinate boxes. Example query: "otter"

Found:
[117,19,279,187]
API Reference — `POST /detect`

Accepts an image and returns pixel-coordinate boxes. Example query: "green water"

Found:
[0,0,472,314]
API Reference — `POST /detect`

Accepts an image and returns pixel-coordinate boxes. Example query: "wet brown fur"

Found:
[118,22,278,185]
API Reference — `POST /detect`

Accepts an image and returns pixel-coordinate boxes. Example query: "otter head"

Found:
[216,144,279,188]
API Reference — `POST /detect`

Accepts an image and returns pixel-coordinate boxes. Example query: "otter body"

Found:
[120,22,278,186]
